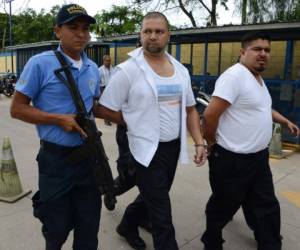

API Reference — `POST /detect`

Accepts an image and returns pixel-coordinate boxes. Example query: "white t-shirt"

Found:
[65,54,82,70]
[145,62,183,141]
[213,63,272,153]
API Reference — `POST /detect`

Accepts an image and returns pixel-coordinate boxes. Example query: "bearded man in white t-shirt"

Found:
[201,32,300,250]
[94,12,207,250]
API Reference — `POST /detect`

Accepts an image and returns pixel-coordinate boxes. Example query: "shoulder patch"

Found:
[17,78,27,85]
[88,79,96,93]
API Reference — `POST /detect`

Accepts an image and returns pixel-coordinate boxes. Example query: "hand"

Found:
[287,121,300,136]
[194,144,207,167]
[57,114,87,138]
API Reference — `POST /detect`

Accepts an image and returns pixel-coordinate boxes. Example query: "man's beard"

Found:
[144,44,166,54]
[254,59,268,72]
[254,66,266,72]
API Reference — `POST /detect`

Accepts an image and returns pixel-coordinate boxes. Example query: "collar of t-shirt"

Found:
[65,54,83,70]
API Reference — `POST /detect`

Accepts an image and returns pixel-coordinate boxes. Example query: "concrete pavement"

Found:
[0,95,300,250]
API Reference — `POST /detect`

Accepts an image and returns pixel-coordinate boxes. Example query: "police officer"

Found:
[10,4,101,250]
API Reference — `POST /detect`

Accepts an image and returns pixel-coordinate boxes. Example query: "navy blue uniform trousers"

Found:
[120,139,180,250]
[201,144,282,250]
[33,141,101,250]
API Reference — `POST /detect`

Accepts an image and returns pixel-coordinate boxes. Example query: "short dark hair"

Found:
[241,32,271,48]
[142,12,169,30]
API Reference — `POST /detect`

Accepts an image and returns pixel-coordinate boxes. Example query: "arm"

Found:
[94,68,129,125]
[93,102,126,126]
[10,91,86,137]
[272,109,300,136]
[203,96,231,149]
[186,106,206,166]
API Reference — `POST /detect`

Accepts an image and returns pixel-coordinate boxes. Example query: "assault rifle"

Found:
[54,50,117,210]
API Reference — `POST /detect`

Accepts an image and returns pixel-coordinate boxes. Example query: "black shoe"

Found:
[138,220,152,234]
[203,246,222,250]
[104,193,116,211]
[116,224,146,250]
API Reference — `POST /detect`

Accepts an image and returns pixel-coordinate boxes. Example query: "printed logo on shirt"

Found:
[88,79,96,93]
[157,84,182,105]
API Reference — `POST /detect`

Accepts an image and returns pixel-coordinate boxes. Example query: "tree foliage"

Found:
[0,6,59,49]
[0,13,9,49]
[92,5,143,36]
[0,4,144,48]
[238,0,300,24]
[12,7,57,44]
[1,0,299,50]
[133,0,229,27]
[271,0,300,21]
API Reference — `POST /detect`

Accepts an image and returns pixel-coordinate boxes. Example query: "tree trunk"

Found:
[242,0,247,24]
[178,0,197,27]
[210,0,217,25]
[2,27,6,49]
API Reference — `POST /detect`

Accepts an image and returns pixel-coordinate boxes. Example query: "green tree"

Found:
[92,5,143,36]
[271,0,300,21]
[0,13,9,49]
[289,1,300,20]
[0,5,60,48]
[133,0,228,27]
[237,0,300,24]
[12,7,57,45]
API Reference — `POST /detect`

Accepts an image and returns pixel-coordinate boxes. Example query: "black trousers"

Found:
[34,141,102,250]
[120,139,180,250]
[114,125,135,195]
[201,144,282,250]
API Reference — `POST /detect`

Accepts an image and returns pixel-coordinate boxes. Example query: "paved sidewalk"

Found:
[0,96,299,250]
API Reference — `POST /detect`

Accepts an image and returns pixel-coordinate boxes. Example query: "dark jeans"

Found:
[34,141,102,250]
[201,144,282,250]
[120,139,180,250]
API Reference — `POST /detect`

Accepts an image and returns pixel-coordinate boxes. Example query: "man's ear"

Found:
[53,26,61,39]
[240,48,245,56]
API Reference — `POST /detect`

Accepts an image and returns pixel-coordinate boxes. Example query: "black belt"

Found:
[159,138,180,144]
[40,140,82,154]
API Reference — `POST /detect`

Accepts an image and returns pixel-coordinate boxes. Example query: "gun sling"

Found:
[53,51,116,207]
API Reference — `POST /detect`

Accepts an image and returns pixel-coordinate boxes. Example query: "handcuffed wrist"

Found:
[194,143,208,149]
